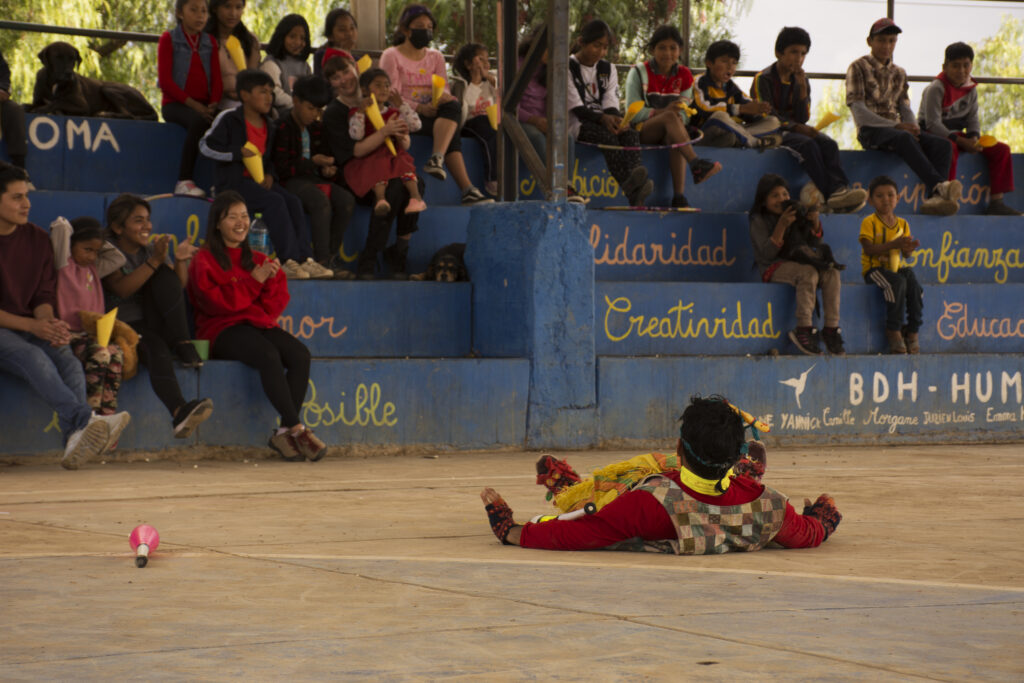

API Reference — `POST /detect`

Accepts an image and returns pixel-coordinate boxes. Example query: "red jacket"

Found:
[187,247,289,345]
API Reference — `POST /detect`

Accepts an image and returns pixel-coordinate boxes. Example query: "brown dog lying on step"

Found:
[31,41,158,120]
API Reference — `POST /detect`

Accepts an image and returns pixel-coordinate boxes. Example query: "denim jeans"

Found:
[0,328,93,441]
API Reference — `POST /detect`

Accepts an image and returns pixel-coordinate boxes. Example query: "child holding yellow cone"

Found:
[204,0,260,110]
[451,43,499,197]
[200,70,330,280]
[345,68,426,217]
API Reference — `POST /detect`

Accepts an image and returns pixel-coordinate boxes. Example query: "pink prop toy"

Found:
[129,524,160,568]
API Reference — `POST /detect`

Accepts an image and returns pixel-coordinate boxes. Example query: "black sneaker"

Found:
[671,193,690,208]
[173,398,214,438]
[788,328,822,356]
[690,158,721,185]
[821,328,846,356]
[176,341,203,368]
[461,187,494,205]
[626,179,654,207]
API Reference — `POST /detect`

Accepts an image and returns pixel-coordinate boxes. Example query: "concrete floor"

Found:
[2,444,1023,681]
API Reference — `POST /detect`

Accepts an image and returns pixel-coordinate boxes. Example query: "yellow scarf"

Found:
[677,465,733,496]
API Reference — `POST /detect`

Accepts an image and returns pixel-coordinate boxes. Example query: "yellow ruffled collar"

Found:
[677,465,732,495]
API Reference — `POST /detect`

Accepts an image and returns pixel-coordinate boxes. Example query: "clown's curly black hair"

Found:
[679,394,744,480]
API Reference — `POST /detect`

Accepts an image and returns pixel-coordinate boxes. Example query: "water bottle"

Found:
[248,213,269,254]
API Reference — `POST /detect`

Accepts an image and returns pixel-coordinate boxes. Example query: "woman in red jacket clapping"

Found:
[187,190,327,462]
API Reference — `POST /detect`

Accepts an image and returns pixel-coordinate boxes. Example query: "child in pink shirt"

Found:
[51,216,124,415]
[379,4,492,205]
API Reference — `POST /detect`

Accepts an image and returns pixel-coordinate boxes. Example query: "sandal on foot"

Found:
[535,454,582,501]
[485,499,517,545]
[374,199,391,216]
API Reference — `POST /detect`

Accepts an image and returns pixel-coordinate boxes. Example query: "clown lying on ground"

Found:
[481,395,841,553]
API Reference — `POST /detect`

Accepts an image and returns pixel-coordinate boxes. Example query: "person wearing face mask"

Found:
[379,4,492,205]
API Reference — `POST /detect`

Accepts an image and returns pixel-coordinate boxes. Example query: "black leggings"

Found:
[212,324,311,428]
[162,101,213,181]
[125,265,192,416]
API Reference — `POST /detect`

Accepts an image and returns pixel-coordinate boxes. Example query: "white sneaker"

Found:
[174,179,206,198]
[301,258,334,279]
[62,418,109,470]
[826,186,868,213]
[920,194,958,216]
[282,259,310,279]
[936,180,963,203]
[91,411,132,453]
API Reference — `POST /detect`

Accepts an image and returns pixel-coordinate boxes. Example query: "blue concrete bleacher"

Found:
[2,114,1022,455]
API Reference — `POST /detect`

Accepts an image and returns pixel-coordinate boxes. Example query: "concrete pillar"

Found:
[351,0,387,51]
[465,201,597,449]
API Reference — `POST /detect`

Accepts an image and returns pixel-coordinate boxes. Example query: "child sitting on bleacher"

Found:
[313,8,361,77]
[102,193,214,437]
[451,42,498,197]
[323,53,425,280]
[624,24,721,209]
[846,18,959,216]
[158,0,222,198]
[204,0,260,110]
[187,190,327,462]
[380,4,491,206]
[0,50,28,174]
[919,42,1021,216]
[272,75,355,278]
[51,216,125,416]
[260,13,312,119]
[693,40,782,150]
[345,67,427,217]
[569,19,653,208]
[0,164,130,469]
[860,175,923,355]
[751,27,867,214]
[749,173,845,356]
[201,69,331,280]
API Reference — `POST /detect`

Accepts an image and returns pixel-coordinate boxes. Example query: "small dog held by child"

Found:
[777,199,845,272]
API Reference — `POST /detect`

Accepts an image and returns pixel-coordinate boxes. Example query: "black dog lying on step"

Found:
[411,243,468,282]
[31,42,158,120]
[778,199,845,271]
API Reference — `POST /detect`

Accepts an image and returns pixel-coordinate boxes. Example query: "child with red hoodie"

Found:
[187,190,328,462]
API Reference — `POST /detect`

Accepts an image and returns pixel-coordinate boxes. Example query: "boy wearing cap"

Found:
[918,42,1020,216]
[752,27,867,213]
[846,18,960,216]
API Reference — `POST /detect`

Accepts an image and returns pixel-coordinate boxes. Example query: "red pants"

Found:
[950,134,1014,194]
[518,490,676,550]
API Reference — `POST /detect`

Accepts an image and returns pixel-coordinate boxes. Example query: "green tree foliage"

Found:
[971,14,1023,149]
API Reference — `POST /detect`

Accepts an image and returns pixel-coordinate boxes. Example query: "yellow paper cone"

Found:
[224,35,247,71]
[814,111,840,131]
[619,101,645,131]
[96,308,117,348]
[672,100,698,117]
[486,103,498,130]
[431,74,445,107]
[367,94,397,156]
[242,141,264,183]
[356,54,372,74]
[978,134,997,148]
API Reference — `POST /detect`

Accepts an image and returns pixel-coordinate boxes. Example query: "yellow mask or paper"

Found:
[224,35,247,71]
[356,54,372,74]
[978,134,997,148]
[367,94,397,156]
[431,74,445,107]
[486,103,498,130]
[242,141,264,183]
[96,308,117,348]
[619,101,644,131]
[814,111,840,131]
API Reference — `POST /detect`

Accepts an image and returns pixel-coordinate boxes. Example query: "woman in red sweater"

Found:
[483,395,841,553]
[158,0,223,198]
[187,190,327,461]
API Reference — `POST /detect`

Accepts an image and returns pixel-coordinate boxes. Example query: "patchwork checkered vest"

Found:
[611,474,788,555]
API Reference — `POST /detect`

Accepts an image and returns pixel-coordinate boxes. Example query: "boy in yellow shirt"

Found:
[860,175,923,354]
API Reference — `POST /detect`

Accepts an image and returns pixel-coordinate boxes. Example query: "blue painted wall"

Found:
[597,282,1024,356]
[598,355,1024,445]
